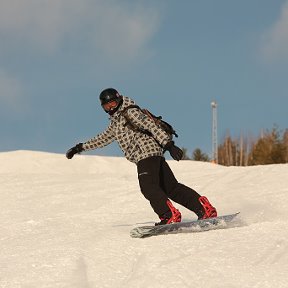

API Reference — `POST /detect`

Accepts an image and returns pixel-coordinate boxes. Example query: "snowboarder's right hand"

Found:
[66,143,84,159]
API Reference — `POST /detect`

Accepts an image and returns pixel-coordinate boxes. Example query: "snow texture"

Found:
[0,150,288,288]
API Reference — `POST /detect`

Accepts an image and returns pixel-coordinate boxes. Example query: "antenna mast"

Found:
[211,101,218,163]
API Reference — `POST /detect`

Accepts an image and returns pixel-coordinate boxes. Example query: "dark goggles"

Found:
[102,100,118,112]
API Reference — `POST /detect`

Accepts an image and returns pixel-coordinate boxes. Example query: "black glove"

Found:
[164,141,183,161]
[66,143,84,159]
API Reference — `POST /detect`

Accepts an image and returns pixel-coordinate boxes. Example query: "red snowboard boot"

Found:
[155,200,182,226]
[198,196,217,219]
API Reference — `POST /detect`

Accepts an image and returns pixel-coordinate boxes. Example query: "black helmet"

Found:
[99,88,123,115]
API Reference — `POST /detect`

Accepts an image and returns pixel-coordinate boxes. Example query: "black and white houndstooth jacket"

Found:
[82,96,172,164]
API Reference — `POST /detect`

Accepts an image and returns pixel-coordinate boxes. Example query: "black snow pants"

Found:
[137,156,204,217]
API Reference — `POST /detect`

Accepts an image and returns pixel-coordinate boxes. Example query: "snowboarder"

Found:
[66,88,217,225]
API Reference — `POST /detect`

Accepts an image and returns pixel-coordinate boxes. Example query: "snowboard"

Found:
[130,212,240,238]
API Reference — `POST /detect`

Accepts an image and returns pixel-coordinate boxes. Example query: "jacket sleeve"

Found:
[126,108,171,147]
[82,123,115,151]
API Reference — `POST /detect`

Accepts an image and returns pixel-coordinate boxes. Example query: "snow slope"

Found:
[0,150,288,288]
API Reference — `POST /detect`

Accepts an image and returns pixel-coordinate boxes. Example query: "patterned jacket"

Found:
[82,96,172,164]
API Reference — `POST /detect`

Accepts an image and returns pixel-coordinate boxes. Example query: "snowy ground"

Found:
[0,150,288,288]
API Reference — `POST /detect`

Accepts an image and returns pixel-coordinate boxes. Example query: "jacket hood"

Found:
[110,96,136,118]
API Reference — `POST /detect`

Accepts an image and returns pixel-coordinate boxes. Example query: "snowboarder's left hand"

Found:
[164,141,183,161]
[66,143,83,159]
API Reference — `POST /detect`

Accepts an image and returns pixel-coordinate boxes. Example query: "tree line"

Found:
[183,126,288,166]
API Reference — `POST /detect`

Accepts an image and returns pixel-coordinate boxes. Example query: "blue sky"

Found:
[1,0,288,158]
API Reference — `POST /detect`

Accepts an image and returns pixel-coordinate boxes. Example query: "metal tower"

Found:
[211,101,218,163]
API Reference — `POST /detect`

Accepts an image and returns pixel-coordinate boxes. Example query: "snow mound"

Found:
[0,150,288,287]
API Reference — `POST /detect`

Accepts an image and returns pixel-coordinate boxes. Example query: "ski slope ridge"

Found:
[0,150,288,288]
